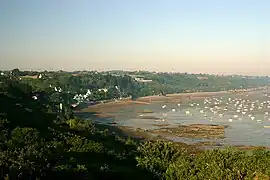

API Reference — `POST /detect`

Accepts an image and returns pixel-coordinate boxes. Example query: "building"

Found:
[134,77,153,83]
[197,76,209,80]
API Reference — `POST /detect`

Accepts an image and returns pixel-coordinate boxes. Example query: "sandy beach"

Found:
[79,90,245,113]
[75,87,270,150]
[79,87,270,114]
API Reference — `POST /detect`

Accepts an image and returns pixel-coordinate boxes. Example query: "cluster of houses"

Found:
[73,89,92,103]
[53,86,63,93]
[72,88,113,107]
[29,80,123,109]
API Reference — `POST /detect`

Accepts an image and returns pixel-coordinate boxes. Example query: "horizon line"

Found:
[1,68,269,77]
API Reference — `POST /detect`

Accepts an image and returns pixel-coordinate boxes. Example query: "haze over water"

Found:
[1,0,270,75]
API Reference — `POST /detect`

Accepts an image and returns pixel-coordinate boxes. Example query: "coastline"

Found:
[79,86,270,112]
[76,87,270,151]
[78,89,254,112]
[102,124,270,152]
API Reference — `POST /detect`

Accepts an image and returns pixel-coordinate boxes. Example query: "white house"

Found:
[32,96,38,100]
[86,89,91,95]
[134,77,152,83]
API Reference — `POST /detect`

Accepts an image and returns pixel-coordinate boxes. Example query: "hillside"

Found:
[0,70,270,179]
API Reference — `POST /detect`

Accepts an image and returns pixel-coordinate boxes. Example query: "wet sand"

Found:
[149,124,227,139]
[116,125,202,154]
[116,125,270,152]
[81,88,269,112]
[80,90,235,113]
[79,100,150,113]
[77,88,270,151]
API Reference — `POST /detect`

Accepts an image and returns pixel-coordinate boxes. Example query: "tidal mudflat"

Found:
[77,89,270,149]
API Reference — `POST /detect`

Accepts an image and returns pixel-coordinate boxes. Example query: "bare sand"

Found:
[80,99,150,113]
[137,91,232,102]
[80,90,235,113]
[149,124,227,139]
[80,87,270,113]
[77,88,270,150]
[116,125,270,152]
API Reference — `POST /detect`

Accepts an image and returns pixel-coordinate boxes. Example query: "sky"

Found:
[0,0,270,75]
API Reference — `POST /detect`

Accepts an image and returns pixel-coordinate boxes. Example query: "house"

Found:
[86,89,91,95]
[71,103,79,108]
[197,76,209,80]
[134,77,153,83]
[98,88,108,92]
[32,96,38,100]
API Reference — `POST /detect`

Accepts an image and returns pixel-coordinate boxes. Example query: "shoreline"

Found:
[78,88,265,112]
[76,87,270,151]
[114,125,270,152]
[79,91,231,111]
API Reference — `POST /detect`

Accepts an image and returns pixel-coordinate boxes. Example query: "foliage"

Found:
[66,135,104,153]
[136,142,270,180]
[0,76,155,179]
[1,71,270,179]
[136,141,182,178]
[17,69,270,104]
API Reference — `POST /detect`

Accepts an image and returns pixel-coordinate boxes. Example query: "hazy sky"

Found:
[0,0,270,75]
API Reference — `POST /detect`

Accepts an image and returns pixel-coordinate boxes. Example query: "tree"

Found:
[11,68,20,77]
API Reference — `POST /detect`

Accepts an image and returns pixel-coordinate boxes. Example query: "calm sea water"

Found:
[85,90,270,147]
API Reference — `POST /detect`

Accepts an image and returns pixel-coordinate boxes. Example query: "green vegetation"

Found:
[0,70,270,179]
[128,71,270,94]
[8,69,270,104]
[137,141,270,179]
[0,76,153,179]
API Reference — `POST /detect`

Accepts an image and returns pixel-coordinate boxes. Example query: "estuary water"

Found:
[83,90,270,147]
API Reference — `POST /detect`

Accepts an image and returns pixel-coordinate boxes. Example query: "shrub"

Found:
[67,135,104,153]
[165,148,270,180]
[66,118,96,133]
[7,127,40,148]
[125,137,137,146]
[193,148,249,179]
[66,119,80,129]
[136,141,182,178]
[165,156,194,180]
